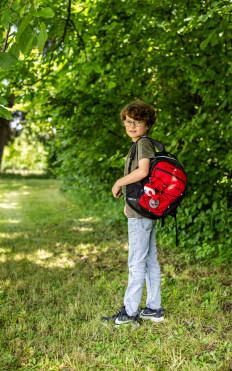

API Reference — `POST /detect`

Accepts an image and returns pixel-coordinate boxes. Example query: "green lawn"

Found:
[0,176,231,370]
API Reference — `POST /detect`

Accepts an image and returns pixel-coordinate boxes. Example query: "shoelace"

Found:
[143,307,164,315]
[111,306,126,319]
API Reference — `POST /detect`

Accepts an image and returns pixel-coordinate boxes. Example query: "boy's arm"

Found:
[112,158,150,198]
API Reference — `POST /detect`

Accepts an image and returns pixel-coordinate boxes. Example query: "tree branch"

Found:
[177,33,193,61]
[3,0,10,7]
[54,0,71,52]
[3,0,14,52]
[23,0,72,86]
[108,129,124,139]
[70,19,90,62]
[185,0,190,19]
[3,24,10,52]
[167,0,174,22]
[165,0,193,62]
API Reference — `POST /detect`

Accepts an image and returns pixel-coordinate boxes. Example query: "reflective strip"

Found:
[155,155,177,161]
[114,318,132,324]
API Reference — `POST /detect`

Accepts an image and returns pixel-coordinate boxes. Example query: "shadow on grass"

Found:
[0,175,231,285]
[0,171,54,180]
[0,176,232,370]
[0,216,128,274]
[0,174,128,271]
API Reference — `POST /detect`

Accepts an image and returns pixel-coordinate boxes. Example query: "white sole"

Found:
[140,315,164,322]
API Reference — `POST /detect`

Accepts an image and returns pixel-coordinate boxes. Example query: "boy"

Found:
[102,101,164,328]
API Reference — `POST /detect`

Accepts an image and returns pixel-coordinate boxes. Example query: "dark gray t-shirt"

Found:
[122,137,156,218]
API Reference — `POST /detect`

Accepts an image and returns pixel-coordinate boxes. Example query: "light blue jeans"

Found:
[124,218,161,316]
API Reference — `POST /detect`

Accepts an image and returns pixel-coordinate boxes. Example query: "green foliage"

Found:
[0,1,56,118]
[15,11,33,42]
[0,2,55,66]
[0,97,7,105]
[2,130,48,171]
[0,105,13,120]
[37,22,48,53]
[0,0,231,261]
[0,51,17,70]
[35,7,55,18]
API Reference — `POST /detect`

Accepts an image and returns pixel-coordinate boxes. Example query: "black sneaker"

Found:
[101,306,140,328]
[139,307,164,322]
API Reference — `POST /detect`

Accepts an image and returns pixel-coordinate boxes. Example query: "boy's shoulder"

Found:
[136,137,156,160]
[137,137,156,151]
[126,137,155,159]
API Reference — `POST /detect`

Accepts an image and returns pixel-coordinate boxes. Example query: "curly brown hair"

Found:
[120,101,156,130]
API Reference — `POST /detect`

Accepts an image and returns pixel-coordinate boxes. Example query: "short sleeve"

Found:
[137,138,156,162]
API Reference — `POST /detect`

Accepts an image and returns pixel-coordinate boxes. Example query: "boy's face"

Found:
[124,115,150,142]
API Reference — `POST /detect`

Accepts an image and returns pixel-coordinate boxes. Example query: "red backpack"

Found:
[126,137,187,245]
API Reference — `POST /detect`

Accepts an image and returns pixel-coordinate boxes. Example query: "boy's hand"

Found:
[124,204,127,216]
[112,181,121,198]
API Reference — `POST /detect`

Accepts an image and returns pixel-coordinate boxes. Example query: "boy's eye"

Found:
[124,120,143,127]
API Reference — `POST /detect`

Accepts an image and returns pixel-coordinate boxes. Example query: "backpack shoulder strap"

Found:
[128,142,137,174]
[127,137,165,174]
[143,136,165,153]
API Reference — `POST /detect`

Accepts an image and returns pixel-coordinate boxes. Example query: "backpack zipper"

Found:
[154,168,186,184]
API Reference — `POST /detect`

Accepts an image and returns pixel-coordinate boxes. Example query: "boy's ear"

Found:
[146,124,153,134]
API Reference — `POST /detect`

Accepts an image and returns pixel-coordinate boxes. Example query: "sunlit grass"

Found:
[0,219,21,224]
[0,176,231,370]
[0,203,20,209]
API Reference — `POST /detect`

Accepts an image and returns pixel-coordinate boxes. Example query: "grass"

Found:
[0,175,231,370]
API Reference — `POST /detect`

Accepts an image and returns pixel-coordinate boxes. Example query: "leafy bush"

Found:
[2,131,48,171]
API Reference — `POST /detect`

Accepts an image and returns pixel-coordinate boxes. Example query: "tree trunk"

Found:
[0,94,15,172]
[0,119,10,172]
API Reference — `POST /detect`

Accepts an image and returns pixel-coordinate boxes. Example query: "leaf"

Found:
[0,97,7,105]
[212,201,217,211]
[2,9,11,17]
[0,106,13,120]
[38,22,48,53]
[94,64,102,74]
[18,26,36,55]
[12,1,21,11]
[200,31,216,49]
[16,12,33,41]
[1,9,11,27]
[35,7,55,18]
[9,42,20,59]
[209,168,218,177]
[25,31,37,55]
[0,52,18,70]
[108,81,116,89]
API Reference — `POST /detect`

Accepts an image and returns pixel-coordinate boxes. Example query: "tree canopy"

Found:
[0,0,232,261]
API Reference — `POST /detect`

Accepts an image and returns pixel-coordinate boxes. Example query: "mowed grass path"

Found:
[0,176,231,370]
